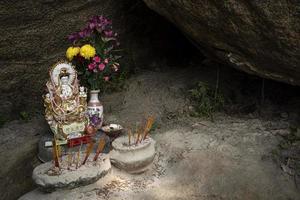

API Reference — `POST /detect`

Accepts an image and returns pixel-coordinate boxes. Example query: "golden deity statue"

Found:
[44,61,88,144]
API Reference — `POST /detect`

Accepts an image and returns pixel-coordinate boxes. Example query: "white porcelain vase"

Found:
[87,90,103,129]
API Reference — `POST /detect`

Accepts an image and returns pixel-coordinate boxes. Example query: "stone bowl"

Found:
[33,153,111,192]
[110,136,156,174]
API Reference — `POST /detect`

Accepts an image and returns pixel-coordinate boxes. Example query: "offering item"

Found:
[43,61,89,144]
[101,124,123,140]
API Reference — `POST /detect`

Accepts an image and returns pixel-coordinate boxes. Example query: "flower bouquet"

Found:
[66,15,121,129]
[66,15,121,90]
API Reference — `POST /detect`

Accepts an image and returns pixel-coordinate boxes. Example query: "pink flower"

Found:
[103,76,109,81]
[88,63,96,70]
[104,58,109,64]
[93,56,101,63]
[98,63,105,71]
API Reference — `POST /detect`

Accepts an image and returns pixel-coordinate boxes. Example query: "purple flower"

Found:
[79,27,92,38]
[68,15,119,51]
[89,22,96,29]
[68,33,80,43]
[90,115,101,126]
[87,15,112,34]
[104,30,113,37]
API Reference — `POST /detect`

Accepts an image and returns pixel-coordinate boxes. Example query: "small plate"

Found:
[101,124,124,139]
[101,124,123,132]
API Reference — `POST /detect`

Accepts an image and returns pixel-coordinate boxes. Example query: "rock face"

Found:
[143,0,300,86]
[1,0,135,120]
[0,0,183,121]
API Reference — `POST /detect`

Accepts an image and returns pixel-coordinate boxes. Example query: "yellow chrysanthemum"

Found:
[66,46,80,61]
[80,44,96,59]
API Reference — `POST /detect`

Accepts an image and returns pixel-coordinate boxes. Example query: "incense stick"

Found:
[143,117,154,140]
[57,143,62,162]
[52,139,60,168]
[135,127,143,145]
[67,152,72,170]
[93,138,106,161]
[82,140,95,165]
[76,142,83,169]
[128,129,132,146]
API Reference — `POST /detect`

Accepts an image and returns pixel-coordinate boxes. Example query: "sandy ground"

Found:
[20,115,299,199]
[19,68,300,200]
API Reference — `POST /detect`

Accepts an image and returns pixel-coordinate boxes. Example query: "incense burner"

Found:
[43,61,89,144]
[110,136,156,174]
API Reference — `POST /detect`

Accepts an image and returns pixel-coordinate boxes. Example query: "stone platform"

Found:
[33,153,111,192]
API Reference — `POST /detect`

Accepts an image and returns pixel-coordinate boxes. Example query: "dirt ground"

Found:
[18,67,300,200]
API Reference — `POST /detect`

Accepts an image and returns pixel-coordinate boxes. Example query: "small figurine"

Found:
[79,86,87,97]
[79,86,87,108]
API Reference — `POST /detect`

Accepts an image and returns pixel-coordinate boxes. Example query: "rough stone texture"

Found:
[111,137,155,173]
[32,154,111,192]
[0,0,183,121]
[143,0,300,86]
[0,118,50,200]
[1,0,127,119]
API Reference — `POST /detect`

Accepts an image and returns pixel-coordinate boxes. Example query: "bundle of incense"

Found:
[143,117,155,140]
[134,122,139,141]
[52,139,60,168]
[75,142,83,169]
[82,140,95,165]
[93,138,106,161]
[135,127,143,145]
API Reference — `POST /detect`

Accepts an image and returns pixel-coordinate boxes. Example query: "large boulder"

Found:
[143,0,300,86]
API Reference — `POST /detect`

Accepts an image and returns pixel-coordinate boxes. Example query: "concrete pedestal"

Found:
[33,153,111,192]
[110,136,156,174]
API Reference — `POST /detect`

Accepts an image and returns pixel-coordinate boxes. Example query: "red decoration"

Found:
[68,135,92,148]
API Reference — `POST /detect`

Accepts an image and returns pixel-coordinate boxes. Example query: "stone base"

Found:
[110,137,156,174]
[33,153,111,192]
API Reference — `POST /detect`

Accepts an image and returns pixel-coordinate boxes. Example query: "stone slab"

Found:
[33,153,111,192]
